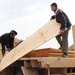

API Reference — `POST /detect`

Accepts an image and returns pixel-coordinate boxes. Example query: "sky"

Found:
[0,0,75,49]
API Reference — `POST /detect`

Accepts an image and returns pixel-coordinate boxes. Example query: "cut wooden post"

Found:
[72,25,75,54]
[24,60,32,68]
[39,57,75,68]
[31,60,41,68]
[47,65,50,75]
[21,66,39,75]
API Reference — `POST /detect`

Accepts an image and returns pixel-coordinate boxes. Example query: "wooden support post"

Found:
[72,25,75,54]
[21,66,39,75]
[31,60,41,68]
[63,68,67,75]
[48,67,50,75]
[70,68,73,73]
[24,60,32,68]
[45,64,50,75]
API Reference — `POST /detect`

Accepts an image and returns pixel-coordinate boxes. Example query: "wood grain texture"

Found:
[72,25,75,52]
[0,19,60,71]
[24,48,74,57]
[21,57,75,68]
[40,57,75,68]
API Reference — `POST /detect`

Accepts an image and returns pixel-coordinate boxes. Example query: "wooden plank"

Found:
[68,73,75,75]
[47,48,74,54]
[23,53,75,59]
[24,48,74,57]
[72,25,75,53]
[49,53,75,58]
[25,51,74,58]
[0,19,60,71]
[20,57,75,61]
[39,57,75,68]
[21,57,75,68]
[24,60,41,68]
[32,48,74,54]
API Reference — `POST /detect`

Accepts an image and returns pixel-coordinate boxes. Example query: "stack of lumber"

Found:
[69,44,74,50]
[24,48,75,58]
[0,21,74,72]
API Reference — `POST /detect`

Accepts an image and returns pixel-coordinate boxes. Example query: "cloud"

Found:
[0,2,52,38]
[0,0,28,22]
[0,0,51,22]
[0,0,74,48]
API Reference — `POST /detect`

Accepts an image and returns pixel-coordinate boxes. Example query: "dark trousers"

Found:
[56,28,70,55]
[1,43,6,56]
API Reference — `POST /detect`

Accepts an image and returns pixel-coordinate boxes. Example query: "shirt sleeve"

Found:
[9,38,14,50]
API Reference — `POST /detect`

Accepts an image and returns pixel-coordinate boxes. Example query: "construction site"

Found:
[0,20,75,75]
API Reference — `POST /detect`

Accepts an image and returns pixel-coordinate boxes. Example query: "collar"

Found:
[54,8,59,15]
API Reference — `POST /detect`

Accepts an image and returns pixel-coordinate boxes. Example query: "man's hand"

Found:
[59,28,68,34]
[8,48,11,51]
[50,15,55,20]
[59,29,65,34]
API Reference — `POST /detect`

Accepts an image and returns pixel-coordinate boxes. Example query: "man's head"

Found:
[51,3,57,12]
[10,30,17,37]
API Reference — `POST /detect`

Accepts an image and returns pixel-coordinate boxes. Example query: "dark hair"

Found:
[10,30,17,35]
[51,3,57,8]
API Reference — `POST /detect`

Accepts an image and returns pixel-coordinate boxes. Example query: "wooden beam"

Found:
[72,25,75,53]
[20,57,75,68]
[0,19,60,71]
[49,53,75,58]
[39,57,75,68]
[24,48,74,57]
[24,60,41,68]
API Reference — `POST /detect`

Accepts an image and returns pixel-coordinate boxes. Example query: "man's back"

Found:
[1,33,10,43]
[56,9,71,29]
[1,33,14,49]
[0,30,17,56]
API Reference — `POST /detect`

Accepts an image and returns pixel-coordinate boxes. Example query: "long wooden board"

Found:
[0,19,60,71]
[72,25,75,52]
[25,48,74,57]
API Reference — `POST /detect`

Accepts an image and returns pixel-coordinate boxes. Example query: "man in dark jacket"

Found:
[50,3,71,57]
[0,30,17,56]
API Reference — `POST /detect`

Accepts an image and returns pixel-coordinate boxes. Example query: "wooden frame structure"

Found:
[0,19,60,71]
[0,22,75,75]
[20,25,75,75]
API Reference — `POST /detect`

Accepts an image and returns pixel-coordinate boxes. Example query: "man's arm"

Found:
[2,34,10,50]
[50,15,56,20]
[9,38,14,50]
[5,40,10,50]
